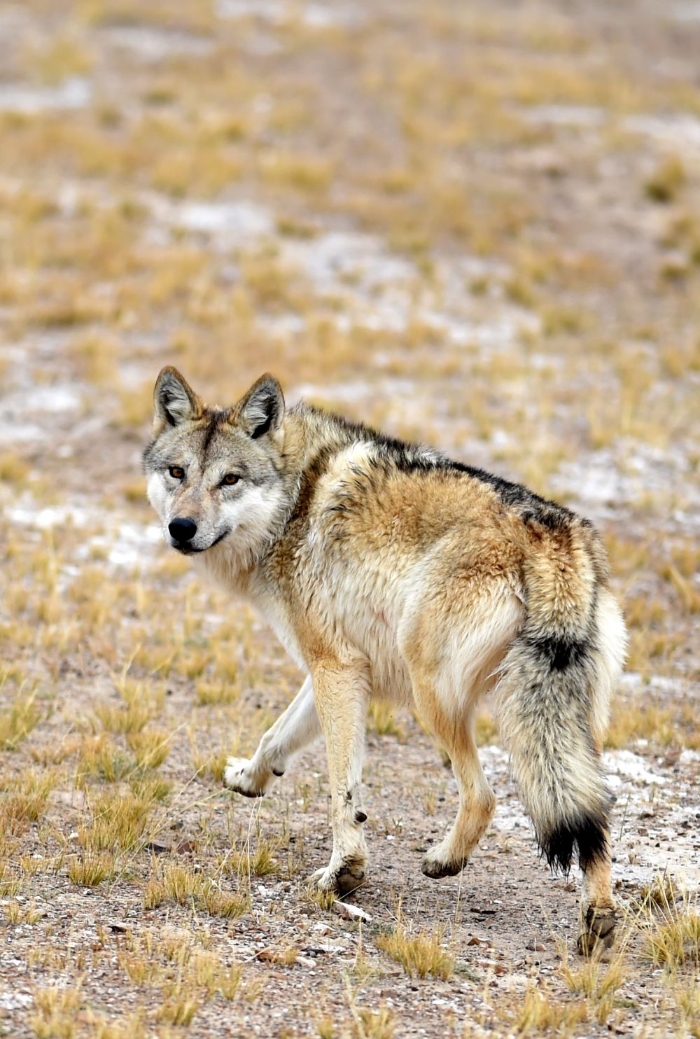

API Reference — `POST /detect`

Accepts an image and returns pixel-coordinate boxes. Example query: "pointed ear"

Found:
[235,374,285,439]
[153,367,202,432]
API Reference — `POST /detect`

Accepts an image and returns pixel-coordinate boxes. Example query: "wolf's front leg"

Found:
[310,658,370,896]
[224,676,320,797]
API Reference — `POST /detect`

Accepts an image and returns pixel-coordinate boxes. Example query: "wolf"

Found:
[144,367,627,953]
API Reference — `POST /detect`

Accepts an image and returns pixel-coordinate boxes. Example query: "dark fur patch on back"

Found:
[302,405,576,527]
[527,634,589,672]
[542,809,609,875]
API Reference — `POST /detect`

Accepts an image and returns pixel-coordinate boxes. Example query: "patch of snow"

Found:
[0,77,91,114]
[285,231,415,293]
[0,421,46,443]
[147,195,274,247]
[4,498,164,571]
[623,113,700,152]
[216,0,363,26]
[551,441,700,523]
[103,27,214,61]
[291,378,417,408]
[0,384,82,444]
[521,105,605,127]
[302,3,367,29]
[0,989,33,1011]
[604,749,668,788]
[25,386,82,412]
[6,504,95,530]
[80,521,164,571]
[216,0,286,21]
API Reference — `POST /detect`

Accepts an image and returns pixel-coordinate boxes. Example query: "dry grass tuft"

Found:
[31,984,83,1039]
[78,790,154,852]
[377,919,454,980]
[0,691,42,750]
[516,984,588,1033]
[646,899,700,970]
[67,851,116,887]
[144,862,248,919]
[644,155,686,204]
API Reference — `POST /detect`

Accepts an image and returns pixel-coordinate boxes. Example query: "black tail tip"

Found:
[540,810,609,875]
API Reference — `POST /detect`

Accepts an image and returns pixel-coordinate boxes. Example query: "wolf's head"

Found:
[143,368,293,566]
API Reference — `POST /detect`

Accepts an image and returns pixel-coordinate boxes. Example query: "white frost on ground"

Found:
[0,384,82,444]
[3,498,163,571]
[0,77,91,114]
[481,745,700,891]
[137,191,536,345]
[623,113,700,152]
[0,383,82,443]
[521,105,606,127]
[0,989,33,1011]
[146,194,274,247]
[102,27,215,61]
[550,440,700,527]
[216,0,364,27]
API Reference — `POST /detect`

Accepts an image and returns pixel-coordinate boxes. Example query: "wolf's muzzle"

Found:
[168,517,197,546]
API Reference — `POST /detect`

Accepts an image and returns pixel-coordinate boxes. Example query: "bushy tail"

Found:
[495,521,623,874]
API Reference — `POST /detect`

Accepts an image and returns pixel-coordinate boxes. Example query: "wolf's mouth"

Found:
[172,529,230,554]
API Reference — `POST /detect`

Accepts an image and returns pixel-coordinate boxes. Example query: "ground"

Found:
[0,0,699,1036]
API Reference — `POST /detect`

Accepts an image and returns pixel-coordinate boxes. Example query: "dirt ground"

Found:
[0,1,699,1036]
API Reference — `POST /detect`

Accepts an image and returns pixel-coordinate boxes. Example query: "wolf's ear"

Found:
[235,374,285,440]
[153,367,203,432]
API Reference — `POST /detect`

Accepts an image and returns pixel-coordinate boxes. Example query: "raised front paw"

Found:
[310,857,366,897]
[223,757,267,798]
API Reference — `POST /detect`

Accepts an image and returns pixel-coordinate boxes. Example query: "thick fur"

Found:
[144,368,627,951]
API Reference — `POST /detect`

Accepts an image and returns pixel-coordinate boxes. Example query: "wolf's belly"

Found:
[353,607,412,705]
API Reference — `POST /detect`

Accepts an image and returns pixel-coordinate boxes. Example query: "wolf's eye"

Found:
[168,466,185,480]
[221,473,239,486]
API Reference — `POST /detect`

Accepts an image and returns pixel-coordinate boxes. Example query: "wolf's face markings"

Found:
[143,369,289,559]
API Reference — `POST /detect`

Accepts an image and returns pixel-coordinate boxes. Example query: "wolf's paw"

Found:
[421,845,467,880]
[223,757,267,798]
[310,859,366,897]
[577,904,617,957]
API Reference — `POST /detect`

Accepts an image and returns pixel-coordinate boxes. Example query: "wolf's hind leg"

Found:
[309,657,370,896]
[224,675,320,797]
[578,840,616,955]
[402,586,521,880]
[413,673,496,879]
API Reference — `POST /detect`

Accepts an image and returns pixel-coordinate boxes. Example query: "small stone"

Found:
[144,841,170,855]
[526,941,546,952]
[467,935,483,946]
[333,901,372,924]
[107,920,129,933]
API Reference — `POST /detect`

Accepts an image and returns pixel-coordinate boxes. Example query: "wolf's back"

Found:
[495,518,626,873]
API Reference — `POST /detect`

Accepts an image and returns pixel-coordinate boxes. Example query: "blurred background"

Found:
[0,1,699,1034]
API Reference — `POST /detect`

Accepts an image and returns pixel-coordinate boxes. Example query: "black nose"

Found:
[169,517,197,544]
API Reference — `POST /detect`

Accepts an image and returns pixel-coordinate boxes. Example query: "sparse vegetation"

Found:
[377,919,455,980]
